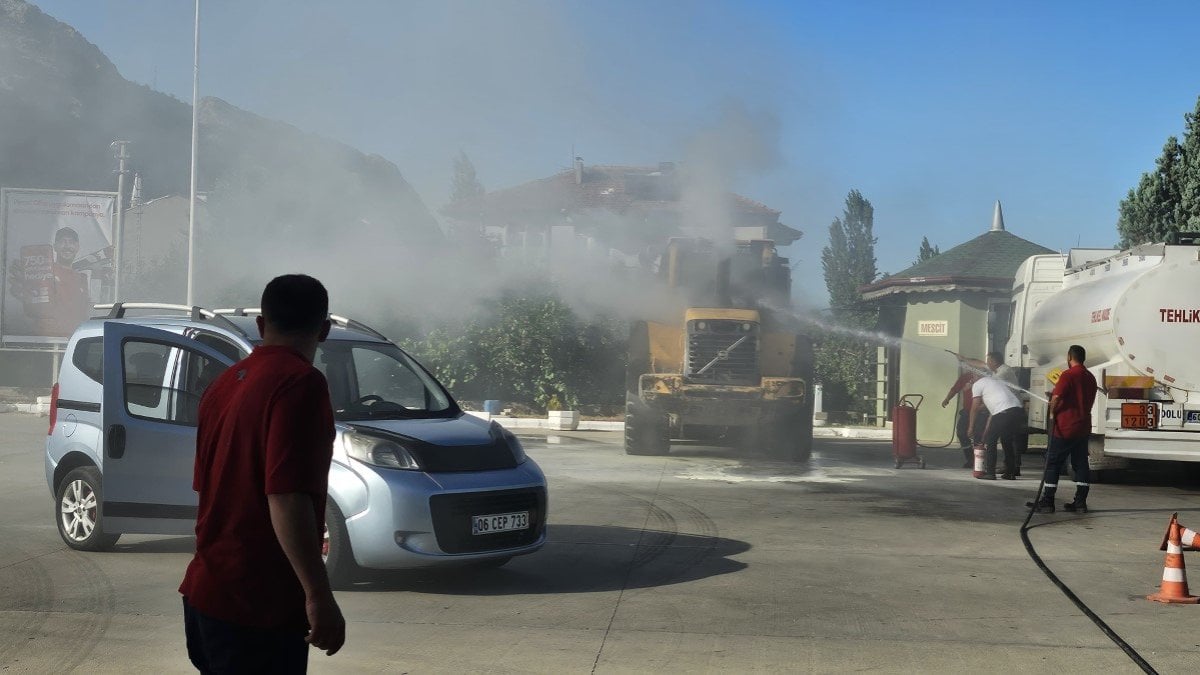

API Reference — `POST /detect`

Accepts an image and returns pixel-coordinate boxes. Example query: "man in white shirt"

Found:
[968,375,1024,480]
[987,352,1028,476]
[989,353,1019,389]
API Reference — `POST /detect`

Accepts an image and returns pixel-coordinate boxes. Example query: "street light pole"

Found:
[110,140,130,301]
[186,0,200,306]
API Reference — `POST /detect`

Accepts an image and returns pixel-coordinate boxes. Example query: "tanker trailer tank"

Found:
[1017,243,1200,467]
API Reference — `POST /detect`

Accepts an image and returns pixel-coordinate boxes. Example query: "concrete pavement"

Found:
[1,415,1198,672]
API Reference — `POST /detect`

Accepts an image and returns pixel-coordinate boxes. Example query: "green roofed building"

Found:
[859,202,1055,443]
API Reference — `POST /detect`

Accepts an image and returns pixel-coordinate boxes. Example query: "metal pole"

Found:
[186,0,200,306]
[111,140,129,301]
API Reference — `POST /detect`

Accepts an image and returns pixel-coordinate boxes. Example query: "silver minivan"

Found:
[47,304,547,584]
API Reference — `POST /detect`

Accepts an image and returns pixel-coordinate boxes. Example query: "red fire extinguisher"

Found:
[891,394,925,469]
[973,443,986,478]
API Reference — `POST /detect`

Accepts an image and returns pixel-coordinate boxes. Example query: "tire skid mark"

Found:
[630,499,678,568]
[598,492,720,673]
[631,494,721,588]
[0,546,52,668]
[0,547,115,672]
[615,491,722,585]
[41,551,116,672]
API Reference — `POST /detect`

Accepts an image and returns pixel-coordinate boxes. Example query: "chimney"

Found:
[991,200,1005,232]
[574,156,583,185]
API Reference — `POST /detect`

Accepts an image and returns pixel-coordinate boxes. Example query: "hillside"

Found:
[0,0,442,299]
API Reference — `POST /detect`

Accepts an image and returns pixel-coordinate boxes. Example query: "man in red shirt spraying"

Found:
[180,274,345,670]
[942,354,988,468]
[1028,344,1099,514]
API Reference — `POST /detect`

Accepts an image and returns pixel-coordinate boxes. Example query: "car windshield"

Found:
[311,340,456,421]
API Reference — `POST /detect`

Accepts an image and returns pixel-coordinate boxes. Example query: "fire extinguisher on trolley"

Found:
[891,394,925,469]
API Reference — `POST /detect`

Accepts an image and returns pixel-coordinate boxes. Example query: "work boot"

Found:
[1025,497,1055,513]
[976,473,996,480]
[1063,485,1089,513]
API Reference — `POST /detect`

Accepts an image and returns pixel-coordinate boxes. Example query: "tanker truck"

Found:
[1006,238,1200,474]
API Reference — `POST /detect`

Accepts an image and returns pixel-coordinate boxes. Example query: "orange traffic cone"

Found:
[1148,513,1200,604]
[1160,513,1200,552]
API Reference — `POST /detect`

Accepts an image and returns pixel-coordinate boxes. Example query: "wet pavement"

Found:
[2,414,1199,672]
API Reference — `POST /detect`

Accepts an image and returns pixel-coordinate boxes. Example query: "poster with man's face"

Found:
[2,189,116,344]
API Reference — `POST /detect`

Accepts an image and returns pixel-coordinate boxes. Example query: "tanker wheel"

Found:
[625,398,670,456]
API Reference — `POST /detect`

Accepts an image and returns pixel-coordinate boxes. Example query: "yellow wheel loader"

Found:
[625,238,813,460]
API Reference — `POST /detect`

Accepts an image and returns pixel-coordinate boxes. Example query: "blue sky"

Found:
[34,1,1200,306]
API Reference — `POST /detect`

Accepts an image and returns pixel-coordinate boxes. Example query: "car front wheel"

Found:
[56,466,120,551]
[323,500,360,589]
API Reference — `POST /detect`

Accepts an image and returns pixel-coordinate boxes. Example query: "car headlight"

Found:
[343,430,421,470]
[506,430,528,465]
[492,423,527,465]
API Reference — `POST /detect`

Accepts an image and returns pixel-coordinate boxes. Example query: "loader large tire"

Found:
[625,398,670,456]
[766,412,811,462]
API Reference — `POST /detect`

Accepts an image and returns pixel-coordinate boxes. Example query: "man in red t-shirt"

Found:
[1028,344,1099,514]
[180,274,345,670]
[942,355,987,468]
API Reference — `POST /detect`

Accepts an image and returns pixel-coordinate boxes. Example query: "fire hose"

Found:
[1019,425,1157,674]
[916,397,960,449]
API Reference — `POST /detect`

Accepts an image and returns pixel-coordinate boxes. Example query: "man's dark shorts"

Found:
[183,598,308,673]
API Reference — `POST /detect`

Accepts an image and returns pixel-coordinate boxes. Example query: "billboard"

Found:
[1,189,117,344]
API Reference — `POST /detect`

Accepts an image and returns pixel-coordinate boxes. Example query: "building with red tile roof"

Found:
[441,159,802,262]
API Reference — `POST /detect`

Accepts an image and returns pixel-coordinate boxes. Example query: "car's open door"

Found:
[101,322,234,535]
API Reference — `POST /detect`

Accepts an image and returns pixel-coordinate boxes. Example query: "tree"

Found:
[914,236,940,265]
[817,190,879,417]
[821,189,878,325]
[400,283,626,410]
[1117,96,1200,248]
[450,151,485,204]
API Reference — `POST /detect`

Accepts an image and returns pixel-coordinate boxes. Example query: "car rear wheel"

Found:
[56,466,120,551]
[323,500,360,589]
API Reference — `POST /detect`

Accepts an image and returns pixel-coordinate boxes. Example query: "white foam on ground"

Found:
[674,454,895,484]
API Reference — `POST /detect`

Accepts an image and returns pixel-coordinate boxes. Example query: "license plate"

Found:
[1121,402,1158,429]
[471,511,530,535]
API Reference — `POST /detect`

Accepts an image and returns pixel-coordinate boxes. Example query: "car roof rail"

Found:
[329,314,389,341]
[213,308,389,341]
[94,302,249,339]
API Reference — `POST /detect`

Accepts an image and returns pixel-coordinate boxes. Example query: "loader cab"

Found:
[730,240,790,310]
[663,237,721,306]
[662,237,790,310]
